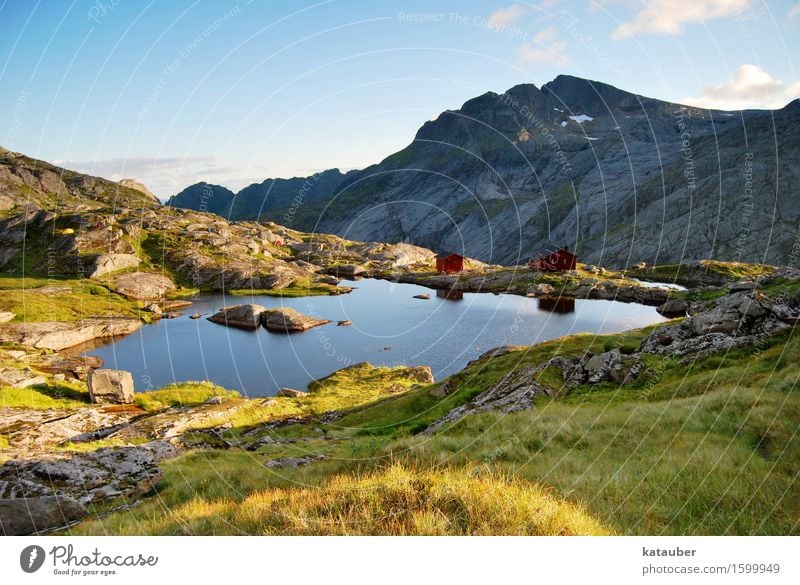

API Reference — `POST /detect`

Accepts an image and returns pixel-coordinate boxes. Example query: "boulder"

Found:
[112,272,175,301]
[529,283,555,296]
[277,388,308,398]
[656,298,689,317]
[728,280,757,292]
[0,311,15,323]
[584,349,622,383]
[88,369,135,404]
[337,320,352,326]
[207,304,266,329]
[406,365,435,384]
[0,495,87,535]
[261,308,330,332]
[413,293,431,300]
[143,303,162,315]
[87,253,140,279]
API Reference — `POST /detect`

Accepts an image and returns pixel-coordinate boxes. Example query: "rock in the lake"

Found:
[277,388,308,398]
[0,495,87,535]
[656,298,689,317]
[207,304,266,329]
[412,293,431,300]
[337,320,352,326]
[87,253,140,279]
[112,271,175,300]
[88,369,135,404]
[261,307,330,332]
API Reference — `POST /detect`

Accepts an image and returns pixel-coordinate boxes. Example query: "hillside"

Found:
[167,75,800,268]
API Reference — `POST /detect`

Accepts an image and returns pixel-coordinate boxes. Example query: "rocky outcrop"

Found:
[426,366,551,433]
[657,298,689,317]
[640,291,797,358]
[264,454,325,469]
[0,318,142,351]
[0,311,14,323]
[88,369,135,404]
[261,308,330,332]
[406,365,435,384]
[207,304,267,329]
[87,253,140,279]
[111,272,175,300]
[0,367,45,388]
[0,495,87,535]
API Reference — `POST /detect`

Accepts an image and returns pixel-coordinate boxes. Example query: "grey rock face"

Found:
[170,77,800,269]
[88,253,140,279]
[88,369,135,404]
[112,271,175,300]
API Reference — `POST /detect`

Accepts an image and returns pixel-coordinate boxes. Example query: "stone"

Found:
[0,318,142,351]
[277,388,308,398]
[0,368,45,388]
[143,302,162,315]
[264,454,325,469]
[87,253,140,279]
[529,283,555,296]
[112,271,175,300]
[656,298,689,317]
[203,396,224,405]
[0,311,15,323]
[207,304,267,329]
[413,293,431,300]
[261,308,330,332]
[88,369,135,404]
[406,365,435,384]
[728,280,757,292]
[0,495,87,535]
[337,320,352,326]
[584,349,622,383]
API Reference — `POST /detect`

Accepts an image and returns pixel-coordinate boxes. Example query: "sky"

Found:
[1,0,798,199]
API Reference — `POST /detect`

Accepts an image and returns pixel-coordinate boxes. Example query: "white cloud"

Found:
[681,64,800,110]
[518,26,570,65]
[58,155,269,200]
[789,3,800,19]
[488,5,526,29]
[608,0,750,40]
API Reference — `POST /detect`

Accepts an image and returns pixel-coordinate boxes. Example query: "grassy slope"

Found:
[69,318,800,535]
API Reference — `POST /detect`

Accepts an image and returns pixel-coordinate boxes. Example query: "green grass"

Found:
[629,259,775,285]
[0,276,140,322]
[134,381,240,412]
[0,381,91,409]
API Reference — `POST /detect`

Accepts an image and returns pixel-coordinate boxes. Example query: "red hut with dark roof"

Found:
[529,247,577,272]
[435,253,464,274]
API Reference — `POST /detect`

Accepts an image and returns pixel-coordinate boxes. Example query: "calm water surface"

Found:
[86,278,668,396]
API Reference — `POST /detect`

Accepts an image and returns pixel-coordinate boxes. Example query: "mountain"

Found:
[0,146,160,213]
[166,182,236,216]
[174,75,799,267]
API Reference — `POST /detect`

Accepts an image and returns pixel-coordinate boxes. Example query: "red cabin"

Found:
[435,253,464,274]
[529,248,577,272]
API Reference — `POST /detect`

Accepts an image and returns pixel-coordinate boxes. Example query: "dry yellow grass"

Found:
[76,464,608,536]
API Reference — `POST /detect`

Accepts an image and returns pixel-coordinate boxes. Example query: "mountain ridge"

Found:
[166,75,799,268]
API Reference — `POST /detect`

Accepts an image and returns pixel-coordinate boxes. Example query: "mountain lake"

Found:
[82,278,669,396]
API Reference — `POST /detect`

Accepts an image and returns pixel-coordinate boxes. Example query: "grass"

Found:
[71,463,607,535]
[134,381,240,412]
[628,259,775,285]
[0,381,91,409]
[0,276,140,322]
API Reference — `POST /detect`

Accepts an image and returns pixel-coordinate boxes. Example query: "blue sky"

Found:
[1,0,798,198]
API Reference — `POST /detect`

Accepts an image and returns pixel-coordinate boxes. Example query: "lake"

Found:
[85,278,668,396]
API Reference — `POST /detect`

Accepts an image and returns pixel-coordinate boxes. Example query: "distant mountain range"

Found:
[168,74,800,268]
